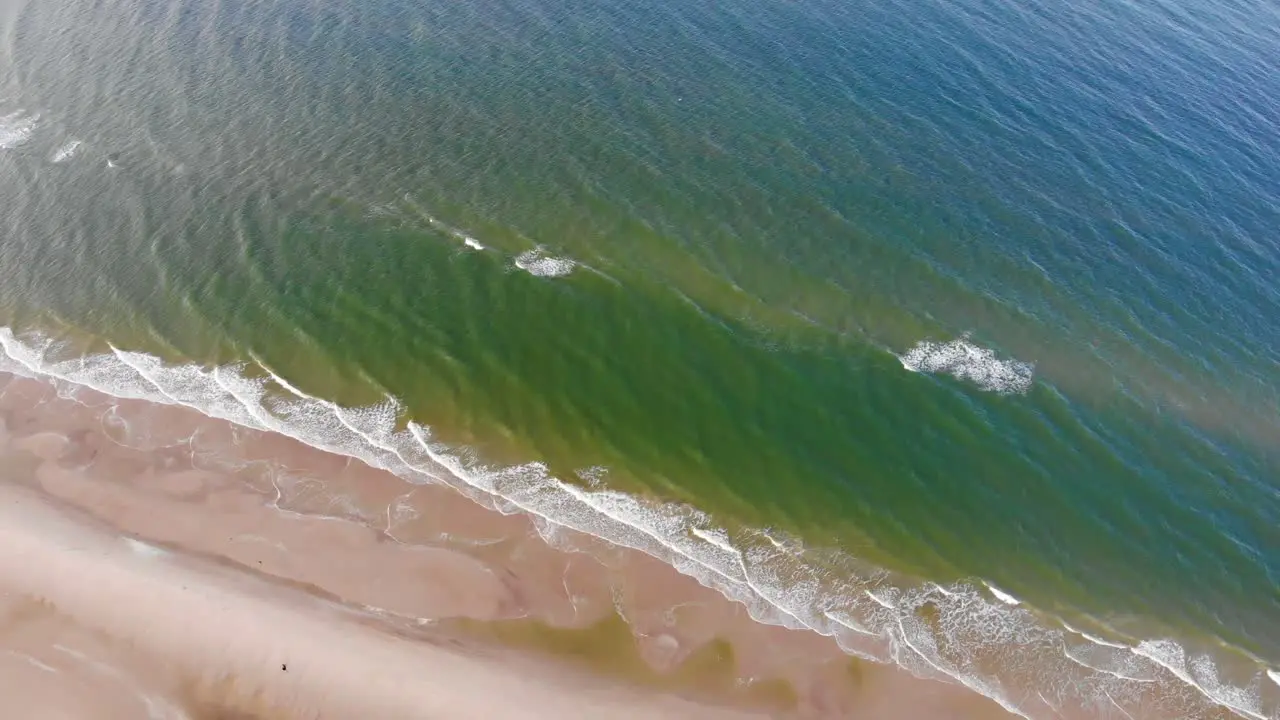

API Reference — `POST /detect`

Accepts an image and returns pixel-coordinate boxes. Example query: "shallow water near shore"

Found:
[0,370,1016,718]
[1,0,1278,716]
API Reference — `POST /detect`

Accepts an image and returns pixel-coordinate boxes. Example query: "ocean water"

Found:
[0,0,1278,716]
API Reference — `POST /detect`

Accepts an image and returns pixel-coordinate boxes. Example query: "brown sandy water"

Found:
[0,370,1027,718]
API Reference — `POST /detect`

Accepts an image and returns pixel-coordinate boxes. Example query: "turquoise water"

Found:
[0,0,1278,715]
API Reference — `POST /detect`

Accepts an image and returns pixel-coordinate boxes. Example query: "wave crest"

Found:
[899,337,1034,394]
[514,248,575,277]
[51,139,83,163]
[0,111,39,150]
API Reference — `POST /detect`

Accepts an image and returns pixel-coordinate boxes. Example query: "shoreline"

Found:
[0,370,1019,718]
[0,332,1274,718]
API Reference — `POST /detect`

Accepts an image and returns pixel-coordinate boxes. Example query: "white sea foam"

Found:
[899,336,1034,394]
[51,139,82,163]
[1132,640,1270,720]
[514,248,575,277]
[1268,669,1280,688]
[0,326,1274,720]
[985,582,1022,605]
[0,111,38,149]
[690,526,738,556]
[1063,639,1160,682]
[1106,691,1140,720]
[866,589,897,609]
[6,651,58,674]
[1062,622,1130,649]
[400,197,486,250]
[431,217,485,251]
[123,537,167,558]
[1059,620,1131,648]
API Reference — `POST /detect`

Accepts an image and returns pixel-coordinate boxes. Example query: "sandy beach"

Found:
[0,484,775,719]
[0,371,1021,718]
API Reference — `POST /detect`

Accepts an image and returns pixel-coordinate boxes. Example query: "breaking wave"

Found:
[401,199,487,251]
[0,326,1274,719]
[985,582,1022,606]
[50,139,83,163]
[514,248,576,277]
[0,111,39,149]
[390,199,582,268]
[899,337,1035,394]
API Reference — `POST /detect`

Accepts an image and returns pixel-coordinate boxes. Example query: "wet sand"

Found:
[0,371,1021,718]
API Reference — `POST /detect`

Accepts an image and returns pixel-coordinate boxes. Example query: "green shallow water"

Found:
[1,0,1279,715]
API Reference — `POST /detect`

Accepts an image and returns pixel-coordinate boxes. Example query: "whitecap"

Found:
[399,197,486,250]
[0,111,38,149]
[898,336,1034,394]
[514,248,575,277]
[51,139,82,163]
[985,582,1022,605]
[1062,621,1129,649]
[930,582,957,597]
[1269,669,1280,688]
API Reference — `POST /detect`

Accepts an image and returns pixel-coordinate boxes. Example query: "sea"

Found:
[0,0,1277,716]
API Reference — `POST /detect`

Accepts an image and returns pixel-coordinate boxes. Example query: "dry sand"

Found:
[0,371,1023,719]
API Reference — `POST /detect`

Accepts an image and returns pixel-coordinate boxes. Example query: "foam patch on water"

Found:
[514,249,575,277]
[899,336,1034,394]
[51,140,82,163]
[0,111,39,149]
[0,326,1273,720]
